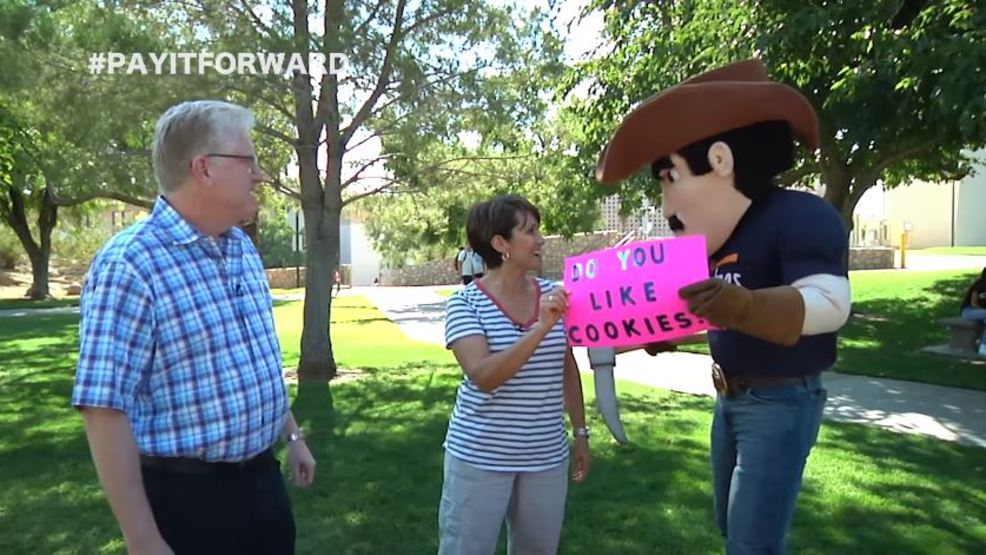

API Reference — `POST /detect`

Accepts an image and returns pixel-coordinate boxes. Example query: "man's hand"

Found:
[679,278,753,329]
[286,440,316,488]
[570,437,591,483]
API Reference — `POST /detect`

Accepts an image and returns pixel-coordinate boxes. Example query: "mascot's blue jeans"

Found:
[711,374,827,555]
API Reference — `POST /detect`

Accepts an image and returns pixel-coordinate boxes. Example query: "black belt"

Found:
[712,363,818,397]
[140,448,273,475]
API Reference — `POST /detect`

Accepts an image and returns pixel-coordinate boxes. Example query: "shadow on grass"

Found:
[838,272,986,390]
[0,314,127,554]
[283,368,723,555]
[793,421,986,554]
[2,315,984,554]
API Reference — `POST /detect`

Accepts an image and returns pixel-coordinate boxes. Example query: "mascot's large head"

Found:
[595,59,820,255]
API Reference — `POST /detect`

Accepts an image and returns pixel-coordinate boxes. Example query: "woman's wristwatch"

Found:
[573,427,590,439]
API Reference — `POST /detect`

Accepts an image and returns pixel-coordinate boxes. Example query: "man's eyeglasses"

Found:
[205,153,262,176]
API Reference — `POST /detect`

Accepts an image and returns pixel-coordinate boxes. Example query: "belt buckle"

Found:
[711,363,729,396]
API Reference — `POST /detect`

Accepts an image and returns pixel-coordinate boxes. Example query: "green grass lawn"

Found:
[838,269,986,390]
[0,297,79,310]
[1,297,984,554]
[915,246,986,256]
[270,287,305,296]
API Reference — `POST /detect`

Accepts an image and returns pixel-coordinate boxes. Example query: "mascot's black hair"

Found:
[651,120,795,201]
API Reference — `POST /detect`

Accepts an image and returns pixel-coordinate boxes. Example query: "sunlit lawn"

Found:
[0,297,79,310]
[0,297,984,554]
[835,269,986,390]
[915,246,986,256]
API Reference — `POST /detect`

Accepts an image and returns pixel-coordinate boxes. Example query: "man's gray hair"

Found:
[151,100,255,193]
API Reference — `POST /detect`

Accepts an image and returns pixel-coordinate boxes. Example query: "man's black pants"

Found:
[141,450,295,554]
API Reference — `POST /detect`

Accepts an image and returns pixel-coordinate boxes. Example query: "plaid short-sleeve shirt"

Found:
[72,197,288,462]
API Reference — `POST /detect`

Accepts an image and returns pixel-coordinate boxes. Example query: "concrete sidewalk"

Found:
[363,285,986,449]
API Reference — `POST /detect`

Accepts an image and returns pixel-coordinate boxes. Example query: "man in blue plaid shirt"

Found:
[72,100,315,555]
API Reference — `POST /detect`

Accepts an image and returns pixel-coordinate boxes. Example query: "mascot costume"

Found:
[588,59,851,554]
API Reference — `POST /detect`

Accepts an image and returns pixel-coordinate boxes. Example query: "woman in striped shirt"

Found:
[438,194,590,555]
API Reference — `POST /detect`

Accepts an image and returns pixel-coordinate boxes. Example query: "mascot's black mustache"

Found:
[667,215,685,231]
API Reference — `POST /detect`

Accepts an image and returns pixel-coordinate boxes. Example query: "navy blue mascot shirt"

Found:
[707,188,848,377]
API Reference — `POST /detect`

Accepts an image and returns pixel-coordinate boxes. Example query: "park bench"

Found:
[931,317,984,357]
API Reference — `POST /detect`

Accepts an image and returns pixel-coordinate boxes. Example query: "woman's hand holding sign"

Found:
[540,286,570,326]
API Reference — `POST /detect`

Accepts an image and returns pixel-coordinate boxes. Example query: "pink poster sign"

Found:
[562,235,712,347]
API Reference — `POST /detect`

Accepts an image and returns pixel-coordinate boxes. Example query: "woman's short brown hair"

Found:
[466,194,541,270]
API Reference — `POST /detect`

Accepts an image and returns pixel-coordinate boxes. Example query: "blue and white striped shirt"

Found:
[72,197,288,462]
[443,278,569,472]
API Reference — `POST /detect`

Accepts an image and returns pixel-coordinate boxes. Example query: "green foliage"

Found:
[50,218,111,273]
[0,225,22,269]
[568,0,986,219]
[363,56,603,265]
[361,134,600,266]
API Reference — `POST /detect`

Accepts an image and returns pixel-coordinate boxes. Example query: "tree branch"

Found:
[341,0,408,147]
[255,124,297,146]
[342,153,536,202]
[234,0,277,38]
[352,0,389,38]
[220,80,296,122]
[864,140,937,181]
[341,154,399,189]
[777,163,817,187]
[46,186,154,209]
[344,128,391,153]
[342,177,401,206]
[403,5,458,36]
[264,176,302,201]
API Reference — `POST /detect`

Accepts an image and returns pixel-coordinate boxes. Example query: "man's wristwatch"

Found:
[285,430,305,443]
[573,427,590,439]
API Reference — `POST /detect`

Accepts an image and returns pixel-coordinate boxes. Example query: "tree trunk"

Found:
[298,204,340,381]
[2,185,57,299]
[820,162,854,235]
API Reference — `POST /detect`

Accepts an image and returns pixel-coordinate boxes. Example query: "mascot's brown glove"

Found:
[678,279,805,346]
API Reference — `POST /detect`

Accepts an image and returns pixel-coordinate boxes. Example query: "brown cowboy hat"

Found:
[595,58,819,185]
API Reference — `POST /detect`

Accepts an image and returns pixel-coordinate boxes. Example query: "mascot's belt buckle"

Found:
[711,364,729,396]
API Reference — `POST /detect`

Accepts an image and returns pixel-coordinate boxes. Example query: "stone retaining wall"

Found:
[265,264,351,289]
[380,231,623,286]
[266,267,307,289]
[266,242,894,288]
[849,247,894,270]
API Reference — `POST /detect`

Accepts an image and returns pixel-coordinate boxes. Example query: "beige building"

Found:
[853,150,986,249]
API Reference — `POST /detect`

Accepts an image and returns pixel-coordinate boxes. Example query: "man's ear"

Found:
[707,141,734,177]
[189,155,214,180]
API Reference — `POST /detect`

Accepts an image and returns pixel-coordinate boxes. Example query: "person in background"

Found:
[73,100,315,555]
[960,266,986,357]
[333,269,343,297]
[469,246,486,281]
[454,245,476,286]
[438,194,590,555]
